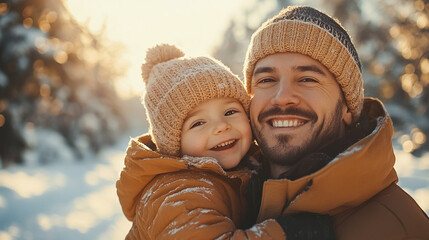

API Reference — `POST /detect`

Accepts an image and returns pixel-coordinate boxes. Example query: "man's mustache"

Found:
[258,107,318,123]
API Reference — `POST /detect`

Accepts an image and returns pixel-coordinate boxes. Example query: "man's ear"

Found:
[342,105,353,126]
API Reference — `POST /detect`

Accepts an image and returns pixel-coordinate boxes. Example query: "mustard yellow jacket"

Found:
[116,135,285,239]
[256,98,429,240]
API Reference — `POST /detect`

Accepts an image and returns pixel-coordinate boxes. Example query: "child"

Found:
[116,44,285,239]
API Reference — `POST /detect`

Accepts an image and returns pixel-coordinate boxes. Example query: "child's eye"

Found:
[225,109,238,116]
[190,121,204,129]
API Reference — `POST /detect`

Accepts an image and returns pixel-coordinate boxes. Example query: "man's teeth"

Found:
[214,140,235,149]
[272,120,304,128]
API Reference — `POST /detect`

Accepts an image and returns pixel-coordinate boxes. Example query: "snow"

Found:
[168,187,214,201]
[168,225,185,235]
[199,178,215,186]
[0,134,132,240]
[22,127,75,166]
[182,155,220,168]
[394,150,429,213]
[249,219,272,237]
[0,134,428,240]
[4,26,46,58]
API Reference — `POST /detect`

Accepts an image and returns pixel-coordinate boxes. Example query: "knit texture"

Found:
[243,6,364,122]
[141,44,250,156]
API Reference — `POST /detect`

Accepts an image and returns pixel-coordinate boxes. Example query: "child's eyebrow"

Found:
[224,99,241,105]
[183,108,202,123]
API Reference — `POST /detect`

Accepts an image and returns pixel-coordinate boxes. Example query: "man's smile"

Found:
[269,118,307,128]
[257,107,318,127]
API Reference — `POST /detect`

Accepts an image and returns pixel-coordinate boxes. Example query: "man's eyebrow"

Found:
[253,66,275,76]
[294,65,326,76]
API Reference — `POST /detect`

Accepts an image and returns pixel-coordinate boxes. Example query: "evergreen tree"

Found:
[0,0,127,167]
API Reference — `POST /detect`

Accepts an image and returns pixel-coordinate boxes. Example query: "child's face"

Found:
[181,97,252,169]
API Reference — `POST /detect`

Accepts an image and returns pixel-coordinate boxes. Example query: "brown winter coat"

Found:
[116,134,285,240]
[256,98,429,240]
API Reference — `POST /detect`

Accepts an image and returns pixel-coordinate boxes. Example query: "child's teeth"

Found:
[216,140,234,148]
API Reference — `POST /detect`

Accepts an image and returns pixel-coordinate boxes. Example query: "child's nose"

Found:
[213,120,231,134]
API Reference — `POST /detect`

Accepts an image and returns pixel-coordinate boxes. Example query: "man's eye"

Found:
[225,109,238,116]
[300,77,317,83]
[258,78,275,84]
[190,121,204,129]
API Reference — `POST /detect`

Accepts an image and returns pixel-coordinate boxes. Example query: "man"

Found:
[243,5,429,239]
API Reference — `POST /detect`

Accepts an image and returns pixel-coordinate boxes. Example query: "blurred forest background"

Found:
[0,0,428,168]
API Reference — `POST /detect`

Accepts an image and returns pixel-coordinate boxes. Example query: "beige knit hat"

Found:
[141,44,250,156]
[244,6,364,123]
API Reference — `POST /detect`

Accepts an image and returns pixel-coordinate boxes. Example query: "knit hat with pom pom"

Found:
[141,44,250,156]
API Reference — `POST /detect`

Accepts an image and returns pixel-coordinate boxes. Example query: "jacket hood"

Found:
[257,97,399,221]
[116,134,247,221]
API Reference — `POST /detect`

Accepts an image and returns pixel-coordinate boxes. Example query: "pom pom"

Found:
[141,44,185,83]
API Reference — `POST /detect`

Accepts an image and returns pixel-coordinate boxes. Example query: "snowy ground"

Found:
[0,133,133,240]
[0,134,428,240]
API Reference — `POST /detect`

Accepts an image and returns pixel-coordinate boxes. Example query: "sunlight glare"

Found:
[414,189,429,213]
[420,58,429,74]
[37,214,59,231]
[402,140,415,153]
[394,149,415,176]
[0,232,12,240]
[64,0,249,99]
[53,50,68,64]
[412,130,426,145]
[85,164,118,186]
[66,185,118,233]
[35,185,120,233]
[97,216,131,240]
[65,211,96,233]
[0,171,65,198]
[0,225,20,240]
[23,17,33,28]
[37,184,122,233]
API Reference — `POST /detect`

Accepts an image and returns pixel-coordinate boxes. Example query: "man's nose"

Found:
[213,119,231,135]
[271,80,300,106]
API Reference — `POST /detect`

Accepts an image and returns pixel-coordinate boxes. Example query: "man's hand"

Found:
[276,212,335,240]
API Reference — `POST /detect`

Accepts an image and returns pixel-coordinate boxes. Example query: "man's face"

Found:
[249,53,352,168]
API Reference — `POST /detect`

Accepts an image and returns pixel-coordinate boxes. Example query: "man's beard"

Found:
[251,99,345,167]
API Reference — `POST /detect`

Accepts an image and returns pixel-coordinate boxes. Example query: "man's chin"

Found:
[258,143,304,167]
[259,132,309,161]
[265,149,301,166]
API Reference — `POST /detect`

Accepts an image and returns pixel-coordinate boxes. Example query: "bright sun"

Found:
[63,0,250,99]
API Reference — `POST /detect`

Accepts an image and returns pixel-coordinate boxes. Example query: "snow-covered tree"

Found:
[346,0,429,156]
[0,0,127,167]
